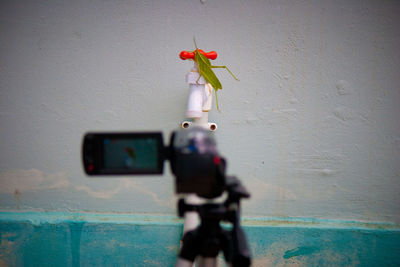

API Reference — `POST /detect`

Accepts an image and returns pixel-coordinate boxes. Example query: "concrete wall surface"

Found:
[1,0,399,224]
[1,0,400,265]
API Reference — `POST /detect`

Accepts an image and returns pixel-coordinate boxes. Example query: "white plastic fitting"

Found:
[181,121,217,132]
[183,63,217,131]
[185,69,210,118]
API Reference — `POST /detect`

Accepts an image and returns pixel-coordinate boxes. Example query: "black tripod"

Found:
[175,176,251,267]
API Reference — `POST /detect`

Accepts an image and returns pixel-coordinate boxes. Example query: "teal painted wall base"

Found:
[1,212,399,266]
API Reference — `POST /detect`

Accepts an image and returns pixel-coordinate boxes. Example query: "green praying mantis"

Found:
[179,38,239,110]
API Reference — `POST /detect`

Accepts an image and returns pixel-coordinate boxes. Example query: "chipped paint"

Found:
[283,246,320,259]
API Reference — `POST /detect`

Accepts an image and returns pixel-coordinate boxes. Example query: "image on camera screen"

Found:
[103,138,159,170]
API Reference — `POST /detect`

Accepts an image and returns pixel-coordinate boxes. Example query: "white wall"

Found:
[0,0,399,223]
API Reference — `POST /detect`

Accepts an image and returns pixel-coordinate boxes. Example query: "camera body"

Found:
[82,127,225,198]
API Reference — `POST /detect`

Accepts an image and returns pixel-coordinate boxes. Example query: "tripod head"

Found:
[178,176,250,219]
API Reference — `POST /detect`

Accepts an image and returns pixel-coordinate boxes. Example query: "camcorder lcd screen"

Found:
[83,132,164,175]
[103,137,159,170]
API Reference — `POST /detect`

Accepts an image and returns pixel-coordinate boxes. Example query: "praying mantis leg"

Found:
[210,65,240,81]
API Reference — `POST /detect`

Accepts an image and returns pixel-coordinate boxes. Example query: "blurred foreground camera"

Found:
[82,126,252,266]
[82,127,225,198]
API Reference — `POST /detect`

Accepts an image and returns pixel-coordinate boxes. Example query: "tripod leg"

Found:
[175,257,195,267]
[176,257,218,267]
[197,257,218,267]
[176,230,198,267]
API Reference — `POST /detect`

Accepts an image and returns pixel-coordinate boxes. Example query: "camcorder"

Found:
[82,127,226,199]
